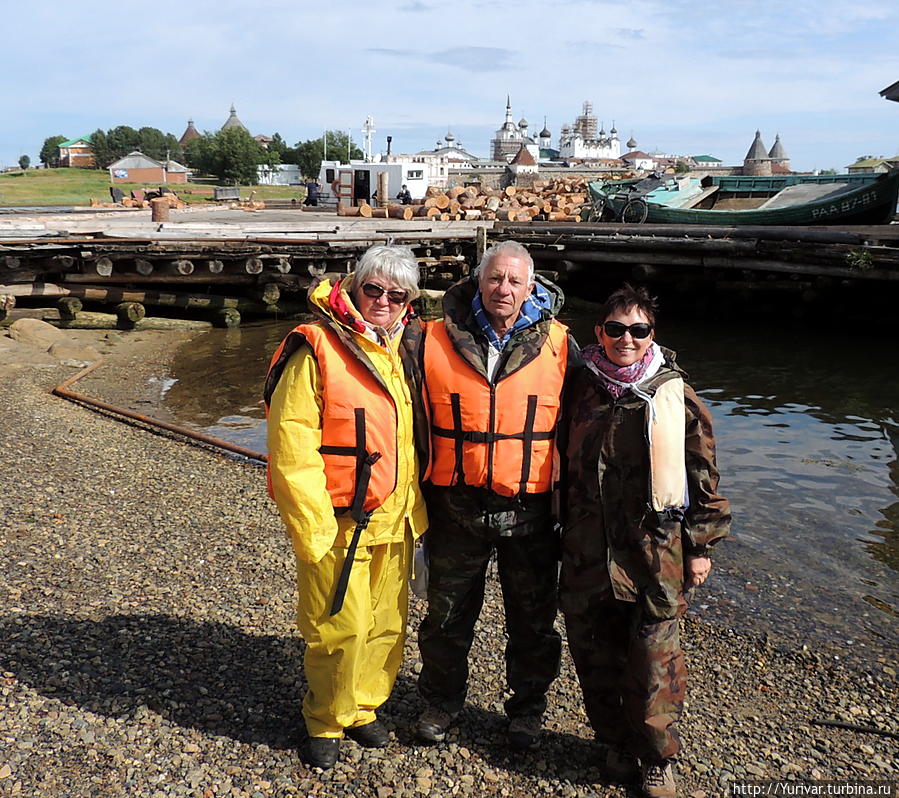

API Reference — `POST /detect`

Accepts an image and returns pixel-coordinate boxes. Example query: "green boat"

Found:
[587,169,899,225]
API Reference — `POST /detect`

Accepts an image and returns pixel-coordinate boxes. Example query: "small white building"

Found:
[257,163,302,185]
[317,159,438,206]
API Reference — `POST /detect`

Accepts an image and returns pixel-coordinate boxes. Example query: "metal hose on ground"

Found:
[51,359,268,464]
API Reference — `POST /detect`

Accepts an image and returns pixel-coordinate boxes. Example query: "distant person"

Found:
[396,185,412,205]
[558,284,731,798]
[304,178,320,206]
[265,245,430,770]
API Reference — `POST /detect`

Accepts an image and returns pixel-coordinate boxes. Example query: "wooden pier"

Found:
[2,206,898,328]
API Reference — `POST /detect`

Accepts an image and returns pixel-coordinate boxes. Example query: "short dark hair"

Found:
[599,283,658,327]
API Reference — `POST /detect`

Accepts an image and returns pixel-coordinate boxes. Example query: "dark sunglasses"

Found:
[361,282,408,305]
[601,321,653,339]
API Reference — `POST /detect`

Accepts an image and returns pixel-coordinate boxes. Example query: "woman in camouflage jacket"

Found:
[558,284,731,798]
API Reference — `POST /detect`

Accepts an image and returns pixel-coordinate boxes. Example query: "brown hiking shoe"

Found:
[604,745,638,782]
[641,759,677,798]
[415,705,458,743]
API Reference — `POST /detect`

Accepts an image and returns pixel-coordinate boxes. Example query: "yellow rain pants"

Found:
[296,532,412,737]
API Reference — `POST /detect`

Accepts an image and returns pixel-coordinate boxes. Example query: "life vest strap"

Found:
[435,392,553,495]
[328,407,382,615]
[432,428,555,443]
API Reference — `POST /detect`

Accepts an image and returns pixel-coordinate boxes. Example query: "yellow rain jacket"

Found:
[266,277,429,562]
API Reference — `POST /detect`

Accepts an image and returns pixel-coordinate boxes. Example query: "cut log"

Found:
[206,259,224,274]
[369,207,389,219]
[388,205,415,220]
[485,196,501,212]
[434,195,450,209]
[169,259,195,276]
[57,297,82,320]
[135,258,154,276]
[504,186,517,197]
[214,308,241,328]
[244,257,263,275]
[338,204,363,217]
[116,302,146,326]
[255,283,281,305]
[92,257,114,277]
[272,256,292,274]
[358,203,373,218]
[54,310,212,330]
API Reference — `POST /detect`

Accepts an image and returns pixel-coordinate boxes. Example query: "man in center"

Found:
[416,240,577,750]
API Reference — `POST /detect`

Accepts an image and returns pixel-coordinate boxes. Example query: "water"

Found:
[157,314,898,656]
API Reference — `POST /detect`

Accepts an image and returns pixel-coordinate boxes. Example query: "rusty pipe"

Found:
[51,360,268,463]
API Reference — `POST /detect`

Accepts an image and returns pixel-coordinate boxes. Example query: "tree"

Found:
[137,126,168,161]
[183,128,267,184]
[216,127,268,184]
[18,155,31,170]
[90,129,112,168]
[674,160,690,173]
[295,130,363,179]
[39,135,66,168]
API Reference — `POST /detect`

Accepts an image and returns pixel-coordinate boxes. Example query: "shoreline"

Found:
[0,328,896,796]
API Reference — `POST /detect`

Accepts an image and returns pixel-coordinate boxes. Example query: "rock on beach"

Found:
[0,326,896,797]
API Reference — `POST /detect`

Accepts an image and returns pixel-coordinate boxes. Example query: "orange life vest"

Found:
[265,323,398,516]
[423,319,568,497]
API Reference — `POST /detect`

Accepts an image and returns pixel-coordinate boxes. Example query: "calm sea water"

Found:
[154,314,898,657]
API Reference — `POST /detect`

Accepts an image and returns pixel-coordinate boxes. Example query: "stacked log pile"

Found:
[337,177,627,223]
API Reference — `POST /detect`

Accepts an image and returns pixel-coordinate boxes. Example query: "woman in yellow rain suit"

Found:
[264,245,429,769]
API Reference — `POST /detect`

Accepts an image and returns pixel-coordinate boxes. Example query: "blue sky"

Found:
[3,0,898,173]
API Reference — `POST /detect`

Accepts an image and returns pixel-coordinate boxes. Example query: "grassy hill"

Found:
[0,168,305,207]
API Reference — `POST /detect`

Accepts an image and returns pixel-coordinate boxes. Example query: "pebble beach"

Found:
[0,326,896,797]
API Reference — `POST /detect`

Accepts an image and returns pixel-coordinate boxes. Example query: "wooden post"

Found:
[244,257,263,275]
[476,226,487,262]
[150,197,170,222]
[378,171,389,208]
[207,259,224,274]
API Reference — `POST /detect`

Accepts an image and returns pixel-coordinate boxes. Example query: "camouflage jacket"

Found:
[423,273,579,537]
[558,348,731,619]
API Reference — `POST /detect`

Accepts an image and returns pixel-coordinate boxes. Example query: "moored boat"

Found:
[587,169,899,225]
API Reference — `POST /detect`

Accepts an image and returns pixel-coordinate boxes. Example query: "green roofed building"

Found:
[59,135,95,168]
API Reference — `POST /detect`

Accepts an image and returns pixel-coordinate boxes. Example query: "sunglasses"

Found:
[361,282,408,305]
[601,321,653,339]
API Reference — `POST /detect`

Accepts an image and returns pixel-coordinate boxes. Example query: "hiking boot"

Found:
[641,759,677,798]
[302,736,339,770]
[604,745,638,782]
[345,719,390,748]
[508,714,542,750]
[415,705,458,743]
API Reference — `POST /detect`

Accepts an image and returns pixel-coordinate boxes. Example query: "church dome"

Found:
[627,136,637,149]
[519,117,528,128]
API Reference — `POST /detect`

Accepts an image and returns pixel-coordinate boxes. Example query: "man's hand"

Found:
[685,555,711,587]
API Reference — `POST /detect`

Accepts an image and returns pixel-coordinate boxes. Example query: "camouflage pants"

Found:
[563,600,685,763]
[418,518,561,718]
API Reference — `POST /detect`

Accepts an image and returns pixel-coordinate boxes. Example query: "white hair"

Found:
[353,244,421,301]
[474,240,535,280]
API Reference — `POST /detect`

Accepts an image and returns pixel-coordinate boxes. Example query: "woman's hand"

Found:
[685,555,711,587]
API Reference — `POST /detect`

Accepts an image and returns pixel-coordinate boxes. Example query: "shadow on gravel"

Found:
[0,613,308,750]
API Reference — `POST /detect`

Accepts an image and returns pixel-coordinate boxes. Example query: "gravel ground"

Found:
[0,330,896,797]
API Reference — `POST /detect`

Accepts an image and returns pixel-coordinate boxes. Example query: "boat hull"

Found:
[591,170,899,226]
